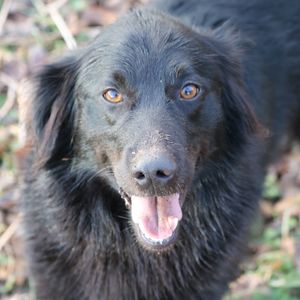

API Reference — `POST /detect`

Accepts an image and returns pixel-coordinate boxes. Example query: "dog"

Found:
[22,0,300,299]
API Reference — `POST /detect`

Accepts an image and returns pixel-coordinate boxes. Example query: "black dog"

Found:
[22,0,300,299]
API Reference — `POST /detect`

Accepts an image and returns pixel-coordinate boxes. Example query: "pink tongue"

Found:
[131,193,182,241]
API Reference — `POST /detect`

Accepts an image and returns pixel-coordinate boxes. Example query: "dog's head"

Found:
[33,10,260,251]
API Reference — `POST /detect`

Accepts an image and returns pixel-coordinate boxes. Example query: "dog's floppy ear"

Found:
[33,56,79,167]
[210,26,264,150]
[221,72,262,147]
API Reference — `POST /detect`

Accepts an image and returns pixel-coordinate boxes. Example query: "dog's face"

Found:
[34,10,258,252]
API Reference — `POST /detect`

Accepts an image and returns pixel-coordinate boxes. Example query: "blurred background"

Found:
[0,1,299,299]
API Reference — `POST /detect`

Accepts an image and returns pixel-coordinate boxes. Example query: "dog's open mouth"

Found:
[120,189,182,250]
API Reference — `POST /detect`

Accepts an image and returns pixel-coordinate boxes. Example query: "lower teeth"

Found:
[141,231,173,245]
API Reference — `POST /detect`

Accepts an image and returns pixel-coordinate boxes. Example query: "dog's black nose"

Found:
[132,154,176,187]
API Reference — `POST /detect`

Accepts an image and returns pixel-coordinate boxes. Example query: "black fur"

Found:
[22,0,300,299]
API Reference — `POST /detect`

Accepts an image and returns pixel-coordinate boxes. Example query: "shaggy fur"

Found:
[22,0,300,299]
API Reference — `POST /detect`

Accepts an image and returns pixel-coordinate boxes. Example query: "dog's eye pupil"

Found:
[103,88,123,103]
[180,84,199,100]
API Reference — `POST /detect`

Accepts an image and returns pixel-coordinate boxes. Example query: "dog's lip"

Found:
[119,189,182,249]
[134,221,180,251]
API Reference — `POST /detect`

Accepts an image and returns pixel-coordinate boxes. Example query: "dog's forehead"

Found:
[106,33,193,84]
[79,11,206,88]
[79,12,217,90]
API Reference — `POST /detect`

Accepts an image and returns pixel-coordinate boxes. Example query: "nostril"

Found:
[134,171,146,181]
[156,169,172,178]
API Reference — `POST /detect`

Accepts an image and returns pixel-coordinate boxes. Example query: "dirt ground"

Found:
[0,1,299,299]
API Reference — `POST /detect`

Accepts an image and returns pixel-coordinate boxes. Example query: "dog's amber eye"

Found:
[180,84,199,100]
[103,88,123,103]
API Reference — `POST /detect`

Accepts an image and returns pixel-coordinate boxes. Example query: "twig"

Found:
[0,85,16,120]
[0,73,18,121]
[47,4,77,50]
[31,0,77,50]
[281,208,292,237]
[0,214,21,251]
[0,0,12,35]
[47,0,68,11]
[0,72,18,91]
